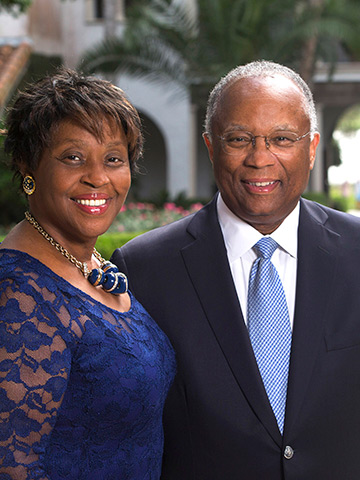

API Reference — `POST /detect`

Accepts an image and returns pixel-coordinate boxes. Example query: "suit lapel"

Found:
[181,197,282,446]
[284,199,340,435]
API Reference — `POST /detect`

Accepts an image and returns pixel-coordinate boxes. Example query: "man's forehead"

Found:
[216,74,308,121]
[221,73,303,99]
[212,74,310,132]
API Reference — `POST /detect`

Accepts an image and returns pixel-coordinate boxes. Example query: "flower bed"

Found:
[108,201,204,233]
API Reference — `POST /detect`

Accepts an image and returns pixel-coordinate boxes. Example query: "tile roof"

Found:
[0,41,31,111]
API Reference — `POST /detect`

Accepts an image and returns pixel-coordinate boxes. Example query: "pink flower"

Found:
[164,202,177,211]
[190,203,204,211]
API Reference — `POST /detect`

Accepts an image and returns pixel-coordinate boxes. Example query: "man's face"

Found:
[204,75,320,234]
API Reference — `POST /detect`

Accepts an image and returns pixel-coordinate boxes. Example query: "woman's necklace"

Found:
[24,211,128,295]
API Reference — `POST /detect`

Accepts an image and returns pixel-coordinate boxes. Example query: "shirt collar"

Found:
[217,194,299,263]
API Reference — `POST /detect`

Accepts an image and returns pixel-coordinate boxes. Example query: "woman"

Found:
[0,69,176,480]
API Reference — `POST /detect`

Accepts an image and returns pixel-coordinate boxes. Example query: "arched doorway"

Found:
[129,111,167,202]
[327,104,360,212]
[312,71,360,194]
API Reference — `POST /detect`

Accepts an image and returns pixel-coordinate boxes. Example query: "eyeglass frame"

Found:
[216,130,311,155]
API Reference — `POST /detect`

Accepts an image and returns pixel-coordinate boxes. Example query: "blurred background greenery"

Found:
[2,0,360,258]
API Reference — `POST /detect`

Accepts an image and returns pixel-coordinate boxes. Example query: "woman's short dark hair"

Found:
[4,67,144,178]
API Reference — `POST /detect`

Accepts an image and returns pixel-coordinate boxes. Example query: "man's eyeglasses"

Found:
[217,130,311,156]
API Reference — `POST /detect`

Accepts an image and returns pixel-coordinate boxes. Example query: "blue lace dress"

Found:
[0,249,176,480]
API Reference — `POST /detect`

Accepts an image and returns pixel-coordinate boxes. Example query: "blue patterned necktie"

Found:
[247,237,292,434]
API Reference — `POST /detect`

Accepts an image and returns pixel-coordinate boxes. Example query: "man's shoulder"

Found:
[301,197,360,233]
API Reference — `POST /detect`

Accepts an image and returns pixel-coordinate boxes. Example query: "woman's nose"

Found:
[81,161,109,188]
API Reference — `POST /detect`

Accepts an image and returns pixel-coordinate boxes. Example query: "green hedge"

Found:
[302,191,354,212]
[95,231,144,259]
[0,231,144,260]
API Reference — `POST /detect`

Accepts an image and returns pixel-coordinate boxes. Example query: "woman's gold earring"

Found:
[22,175,36,195]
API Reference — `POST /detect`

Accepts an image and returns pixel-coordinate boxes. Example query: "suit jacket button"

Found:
[284,446,294,459]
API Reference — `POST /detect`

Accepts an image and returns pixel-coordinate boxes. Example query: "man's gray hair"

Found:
[204,60,318,138]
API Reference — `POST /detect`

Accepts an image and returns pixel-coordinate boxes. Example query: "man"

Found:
[111,61,360,479]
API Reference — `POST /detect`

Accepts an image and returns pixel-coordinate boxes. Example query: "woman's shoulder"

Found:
[0,248,84,343]
[1,247,38,263]
[0,248,132,319]
[0,248,57,284]
[0,248,72,314]
[1,248,40,280]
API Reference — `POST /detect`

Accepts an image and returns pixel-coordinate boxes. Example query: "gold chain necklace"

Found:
[24,211,128,295]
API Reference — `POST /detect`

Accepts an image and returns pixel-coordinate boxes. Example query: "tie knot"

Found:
[254,237,278,259]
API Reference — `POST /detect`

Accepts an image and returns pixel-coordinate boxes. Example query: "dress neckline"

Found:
[0,247,134,315]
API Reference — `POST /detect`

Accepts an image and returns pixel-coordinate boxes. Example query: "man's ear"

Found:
[309,132,320,170]
[203,133,214,164]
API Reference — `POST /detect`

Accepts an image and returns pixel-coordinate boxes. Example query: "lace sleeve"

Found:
[0,272,74,480]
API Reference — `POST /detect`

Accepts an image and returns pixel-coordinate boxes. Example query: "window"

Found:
[94,0,104,19]
[85,0,128,22]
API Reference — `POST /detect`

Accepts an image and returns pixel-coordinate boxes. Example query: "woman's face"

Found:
[28,118,131,246]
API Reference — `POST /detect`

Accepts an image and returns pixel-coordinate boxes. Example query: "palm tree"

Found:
[80,0,360,103]
[79,0,360,201]
[285,0,360,87]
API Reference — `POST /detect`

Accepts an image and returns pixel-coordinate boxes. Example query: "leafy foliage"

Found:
[0,131,27,229]
[0,54,62,228]
[80,0,360,99]
[337,105,360,134]
[95,231,143,259]
[0,0,32,14]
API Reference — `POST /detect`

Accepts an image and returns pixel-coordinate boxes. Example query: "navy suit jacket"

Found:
[111,196,360,479]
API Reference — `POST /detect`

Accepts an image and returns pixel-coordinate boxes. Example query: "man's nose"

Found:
[251,135,270,149]
[243,137,276,168]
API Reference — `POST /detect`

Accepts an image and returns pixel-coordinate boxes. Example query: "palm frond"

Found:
[79,0,360,104]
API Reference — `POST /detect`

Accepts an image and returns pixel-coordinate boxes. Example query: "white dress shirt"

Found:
[217,194,299,329]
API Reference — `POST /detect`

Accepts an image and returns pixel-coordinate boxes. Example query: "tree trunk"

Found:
[298,0,325,86]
